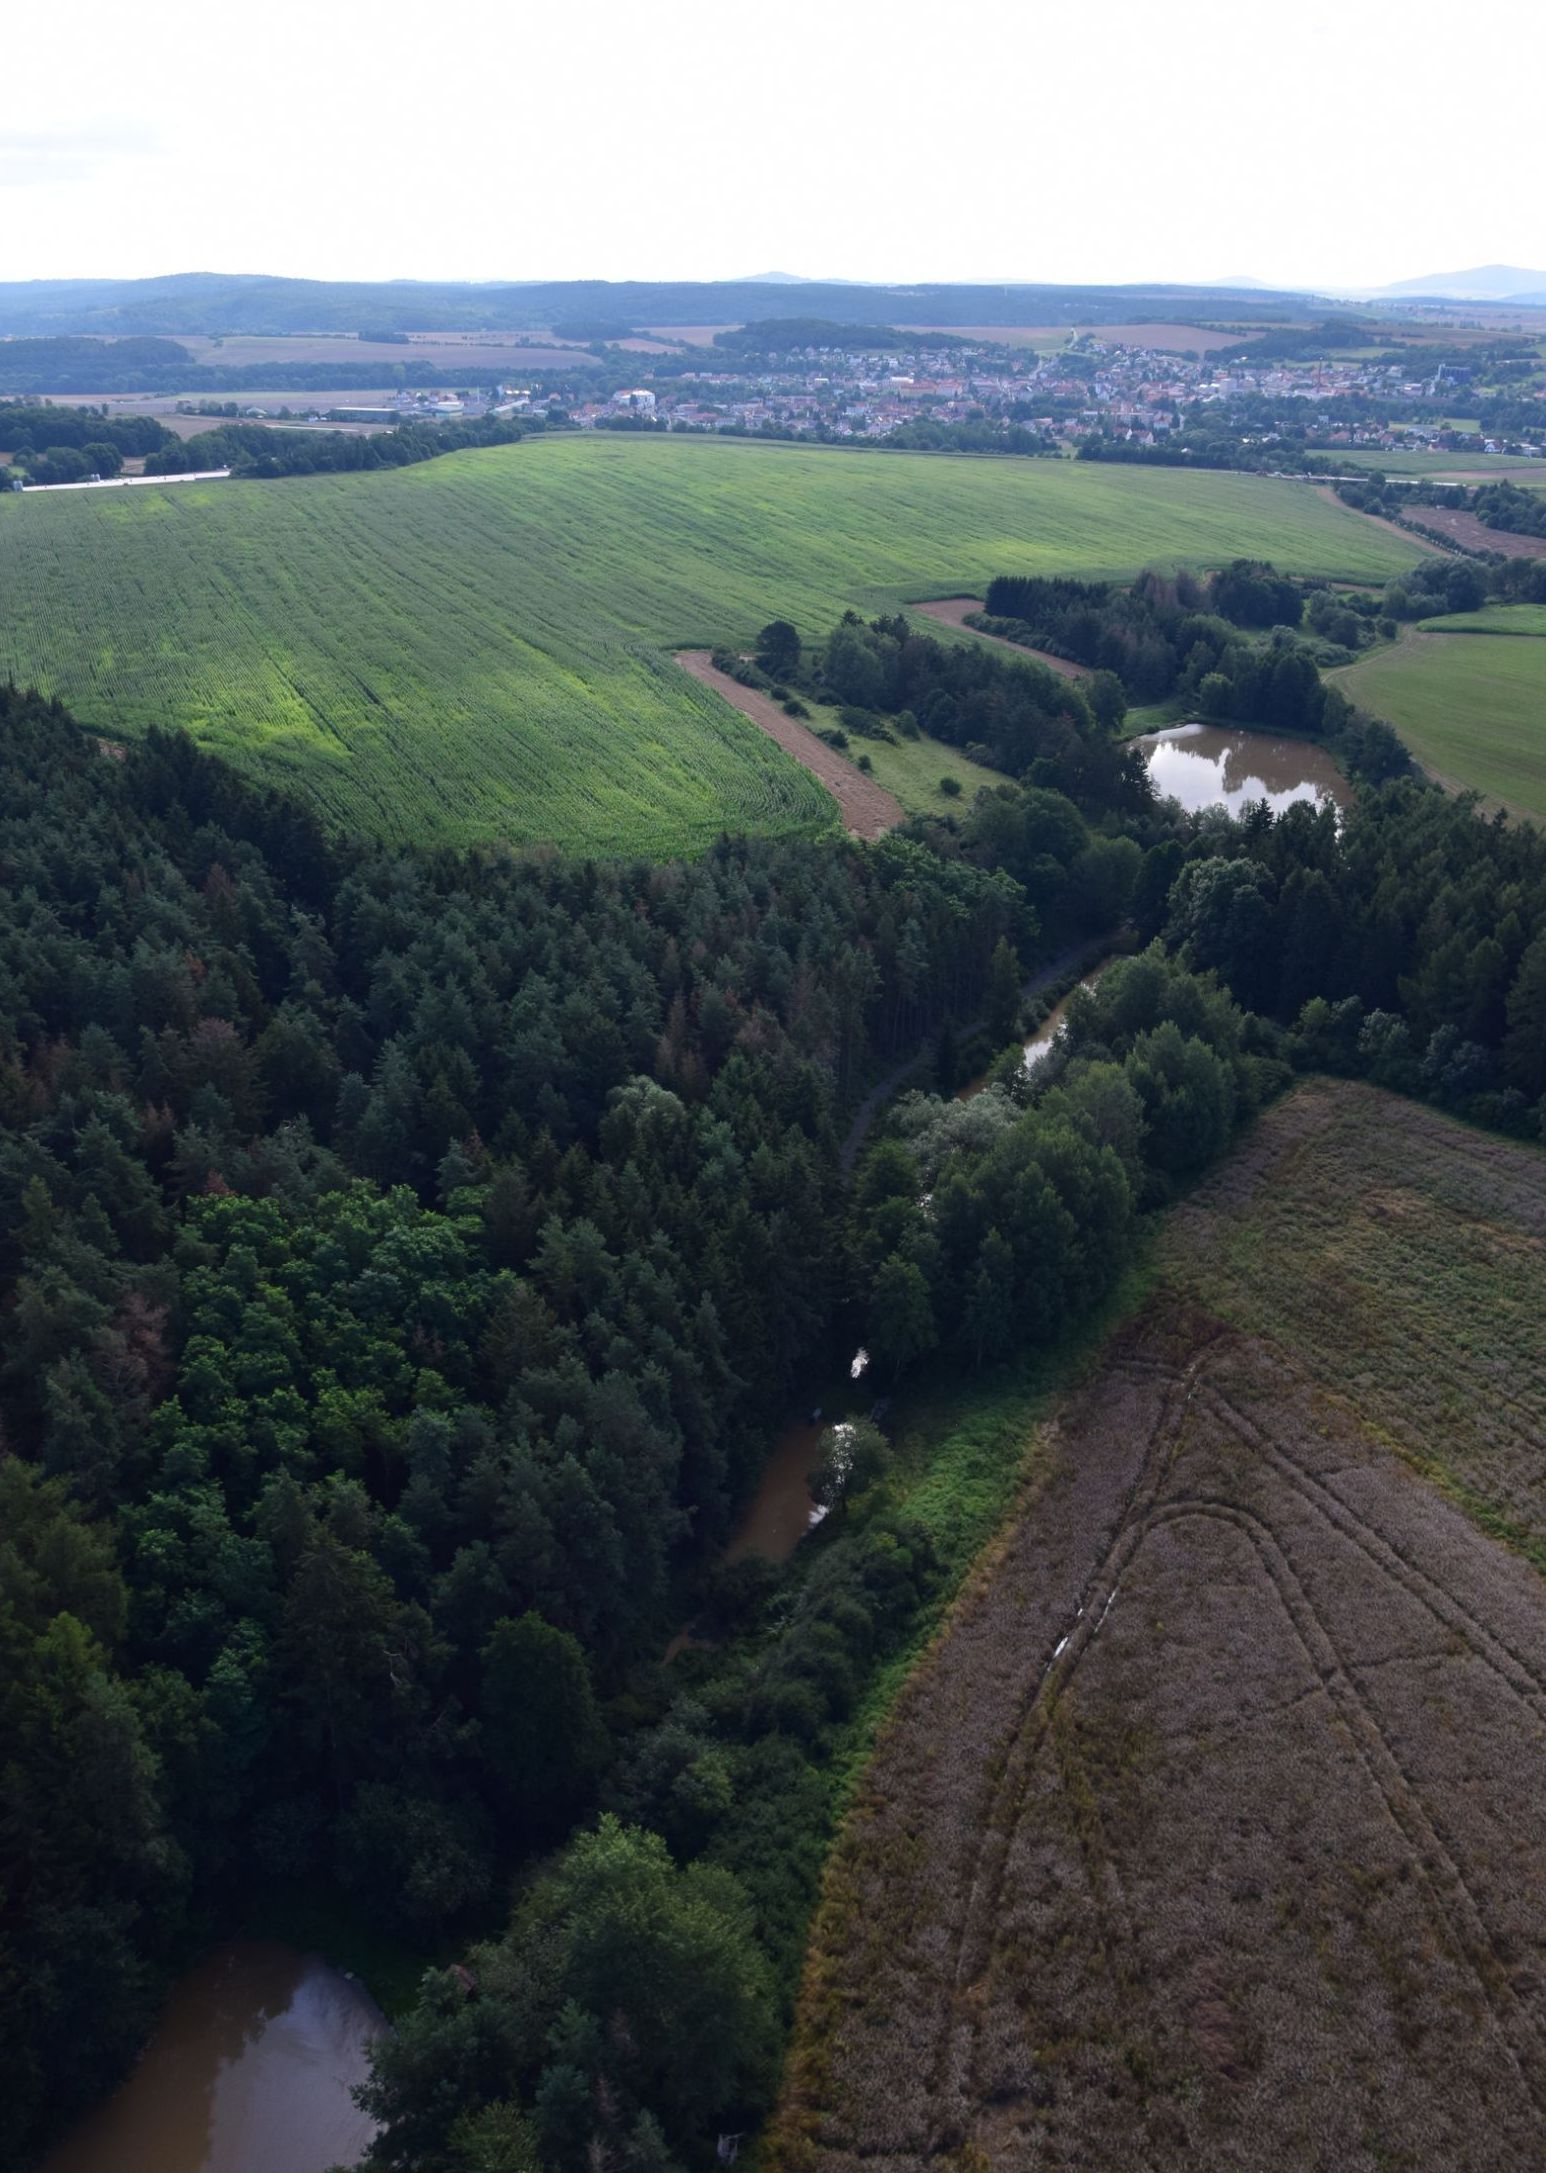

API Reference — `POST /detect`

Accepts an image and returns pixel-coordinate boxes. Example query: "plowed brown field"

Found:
[1411,504,1546,558]
[774,1082,1546,2173]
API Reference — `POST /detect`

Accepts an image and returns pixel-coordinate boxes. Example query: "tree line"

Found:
[145,413,542,479]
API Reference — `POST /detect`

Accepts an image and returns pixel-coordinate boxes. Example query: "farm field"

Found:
[158,332,598,376]
[775,1081,1546,2173]
[1333,449,1546,479]
[1419,604,1546,634]
[0,433,1425,851]
[1334,624,1546,821]
[896,323,1258,353]
[1412,504,1546,557]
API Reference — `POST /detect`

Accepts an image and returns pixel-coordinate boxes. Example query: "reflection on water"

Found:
[959,960,1116,1102]
[42,1943,385,2173]
[724,1418,828,1565]
[1019,975,1102,1075]
[1138,723,1349,816]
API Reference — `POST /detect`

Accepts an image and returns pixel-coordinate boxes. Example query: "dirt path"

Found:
[677,651,904,839]
[1311,483,1442,556]
[910,597,1092,678]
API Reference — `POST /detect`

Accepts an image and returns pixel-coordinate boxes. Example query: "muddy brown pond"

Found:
[41,1942,386,2173]
[1137,723,1349,816]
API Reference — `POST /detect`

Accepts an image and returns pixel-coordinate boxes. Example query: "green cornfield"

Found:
[0,435,1426,851]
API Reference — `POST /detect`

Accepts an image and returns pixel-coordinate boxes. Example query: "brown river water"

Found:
[959,960,1117,1103]
[723,1416,829,1565]
[42,1943,386,2173]
[1137,723,1348,816]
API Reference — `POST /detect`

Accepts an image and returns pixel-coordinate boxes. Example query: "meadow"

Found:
[773,1082,1546,2173]
[1334,620,1546,820]
[0,434,1424,851]
[1333,448,1546,479]
[1419,603,1546,634]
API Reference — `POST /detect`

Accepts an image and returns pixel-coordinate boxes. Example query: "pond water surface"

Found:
[1137,723,1349,816]
[42,1943,385,2173]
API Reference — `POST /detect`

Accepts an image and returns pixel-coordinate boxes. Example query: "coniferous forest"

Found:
[9,598,1546,2170]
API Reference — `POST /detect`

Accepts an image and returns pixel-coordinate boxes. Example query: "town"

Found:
[166,318,1545,467]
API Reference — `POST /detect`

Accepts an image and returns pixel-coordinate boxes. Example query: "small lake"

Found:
[42,1943,386,2173]
[1137,724,1349,816]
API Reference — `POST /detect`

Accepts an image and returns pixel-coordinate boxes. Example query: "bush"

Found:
[940,775,963,798]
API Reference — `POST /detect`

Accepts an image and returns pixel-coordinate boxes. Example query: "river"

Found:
[723,1415,829,1564]
[41,1943,386,2173]
[1136,723,1349,816]
[959,959,1117,1102]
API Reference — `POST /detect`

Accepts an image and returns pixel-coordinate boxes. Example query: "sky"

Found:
[6,0,1544,295]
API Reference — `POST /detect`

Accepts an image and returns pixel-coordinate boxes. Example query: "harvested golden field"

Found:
[776,1082,1546,2173]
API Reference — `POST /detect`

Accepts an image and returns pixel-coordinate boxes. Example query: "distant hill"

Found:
[0,271,1318,339]
[1370,264,1546,301]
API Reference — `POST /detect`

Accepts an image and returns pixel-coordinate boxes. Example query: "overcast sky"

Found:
[7,0,1543,295]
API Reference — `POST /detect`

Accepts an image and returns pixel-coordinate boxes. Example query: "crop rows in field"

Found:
[775,1083,1546,2173]
[0,435,1424,850]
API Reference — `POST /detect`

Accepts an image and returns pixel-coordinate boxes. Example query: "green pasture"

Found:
[1334,626,1546,822]
[0,433,1425,851]
[1418,605,1546,635]
[857,728,1005,816]
[1333,449,1546,480]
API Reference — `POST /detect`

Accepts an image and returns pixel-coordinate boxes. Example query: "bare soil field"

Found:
[1408,504,1546,559]
[675,652,903,837]
[1077,322,1261,352]
[911,596,1092,677]
[775,1081,1546,2173]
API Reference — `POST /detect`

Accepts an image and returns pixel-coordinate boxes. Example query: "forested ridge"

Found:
[10,591,1546,2173]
